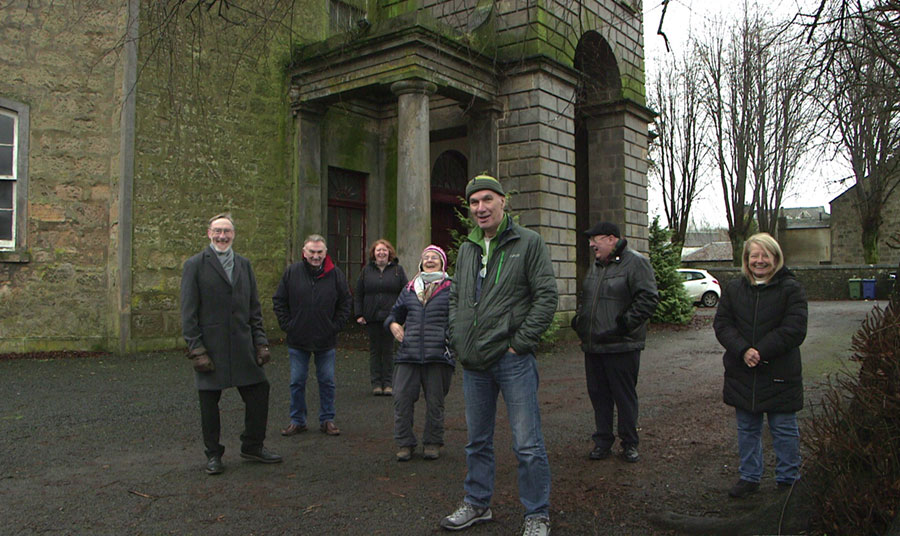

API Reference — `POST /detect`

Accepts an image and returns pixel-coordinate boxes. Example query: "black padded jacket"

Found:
[713,268,808,413]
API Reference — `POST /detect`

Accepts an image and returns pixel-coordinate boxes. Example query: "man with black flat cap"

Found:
[572,221,658,463]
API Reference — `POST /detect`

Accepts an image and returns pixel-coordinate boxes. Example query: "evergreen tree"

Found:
[649,217,694,324]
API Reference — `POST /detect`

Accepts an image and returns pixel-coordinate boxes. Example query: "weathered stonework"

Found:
[1,0,651,352]
[0,1,127,352]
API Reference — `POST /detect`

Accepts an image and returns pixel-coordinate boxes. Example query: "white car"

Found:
[677,268,721,307]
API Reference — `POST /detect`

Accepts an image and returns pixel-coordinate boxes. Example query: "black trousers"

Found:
[199,380,269,458]
[368,323,395,388]
[584,350,641,449]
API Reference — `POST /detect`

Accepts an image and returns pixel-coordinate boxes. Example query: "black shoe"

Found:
[589,446,611,460]
[728,478,760,498]
[776,480,796,491]
[205,455,224,475]
[622,445,639,463]
[240,447,283,464]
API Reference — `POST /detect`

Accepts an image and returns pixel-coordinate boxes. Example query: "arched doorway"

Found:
[430,150,469,253]
[574,31,622,289]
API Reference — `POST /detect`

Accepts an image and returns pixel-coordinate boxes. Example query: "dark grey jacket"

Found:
[714,268,807,413]
[449,216,558,371]
[573,239,659,354]
[180,246,269,391]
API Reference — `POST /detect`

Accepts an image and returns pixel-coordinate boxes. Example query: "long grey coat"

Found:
[181,246,269,391]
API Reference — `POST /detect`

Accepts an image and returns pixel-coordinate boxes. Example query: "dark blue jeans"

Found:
[288,347,336,426]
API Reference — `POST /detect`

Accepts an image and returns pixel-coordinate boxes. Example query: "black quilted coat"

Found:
[713,268,808,413]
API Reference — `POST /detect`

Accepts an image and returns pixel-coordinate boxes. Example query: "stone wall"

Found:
[707,264,897,301]
[0,1,128,352]
[129,6,307,350]
[831,187,900,266]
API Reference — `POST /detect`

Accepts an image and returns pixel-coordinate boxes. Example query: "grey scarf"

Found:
[212,245,234,283]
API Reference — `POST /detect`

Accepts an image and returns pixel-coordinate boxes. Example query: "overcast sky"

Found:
[640,0,850,229]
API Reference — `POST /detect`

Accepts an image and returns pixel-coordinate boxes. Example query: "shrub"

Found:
[805,295,900,535]
[648,217,694,325]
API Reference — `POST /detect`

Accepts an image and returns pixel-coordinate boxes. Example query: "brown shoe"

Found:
[280,423,307,436]
[383,386,393,396]
[373,386,383,396]
[423,444,441,460]
[320,420,341,436]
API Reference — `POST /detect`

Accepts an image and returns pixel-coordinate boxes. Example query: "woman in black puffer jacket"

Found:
[384,245,455,462]
[354,239,407,396]
[714,233,808,499]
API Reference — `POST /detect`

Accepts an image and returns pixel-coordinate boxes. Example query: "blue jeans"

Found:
[462,351,551,518]
[288,347,336,426]
[735,408,800,484]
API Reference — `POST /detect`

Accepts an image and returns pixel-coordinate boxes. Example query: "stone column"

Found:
[466,101,501,178]
[391,79,436,276]
[292,98,326,261]
[581,101,653,255]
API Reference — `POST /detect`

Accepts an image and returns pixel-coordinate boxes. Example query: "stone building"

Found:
[0,0,652,353]
[830,183,900,265]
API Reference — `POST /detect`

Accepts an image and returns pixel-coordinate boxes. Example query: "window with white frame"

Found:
[0,97,27,254]
[0,108,16,247]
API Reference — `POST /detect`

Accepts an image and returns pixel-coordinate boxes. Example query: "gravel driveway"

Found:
[0,300,878,535]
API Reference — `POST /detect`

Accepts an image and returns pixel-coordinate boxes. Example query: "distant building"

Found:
[682,241,733,268]
[778,206,831,265]
[830,184,900,265]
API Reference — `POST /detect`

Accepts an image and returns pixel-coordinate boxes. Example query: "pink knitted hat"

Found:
[420,244,448,271]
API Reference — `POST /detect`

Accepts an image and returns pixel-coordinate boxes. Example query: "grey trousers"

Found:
[393,362,454,447]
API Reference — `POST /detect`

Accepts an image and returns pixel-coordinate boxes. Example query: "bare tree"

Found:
[819,29,899,263]
[648,48,710,247]
[693,4,819,264]
[750,21,818,236]
[697,13,760,265]
[801,0,900,264]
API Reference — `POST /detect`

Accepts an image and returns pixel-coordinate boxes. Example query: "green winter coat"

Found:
[449,215,559,371]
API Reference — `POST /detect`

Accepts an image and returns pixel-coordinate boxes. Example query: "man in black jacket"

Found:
[572,222,658,463]
[181,213,282,475]
[273,234,352,437]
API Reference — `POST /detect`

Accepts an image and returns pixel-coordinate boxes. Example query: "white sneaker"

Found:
[439,501,492,530]
[522,515,551,536]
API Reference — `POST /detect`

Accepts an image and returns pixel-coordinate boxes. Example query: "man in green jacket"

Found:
[440,175,558,536]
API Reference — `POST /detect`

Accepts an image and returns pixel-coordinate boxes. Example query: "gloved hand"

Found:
[256,345,271,366]
[187,347,215,372]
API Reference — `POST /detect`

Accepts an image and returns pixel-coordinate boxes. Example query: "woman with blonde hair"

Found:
[713,233,808,498]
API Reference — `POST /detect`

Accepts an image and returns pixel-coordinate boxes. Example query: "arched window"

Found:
[430,150,469,252]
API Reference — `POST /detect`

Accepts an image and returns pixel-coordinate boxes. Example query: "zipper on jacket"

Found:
[494,251,505,286]
[751,288,760,412]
